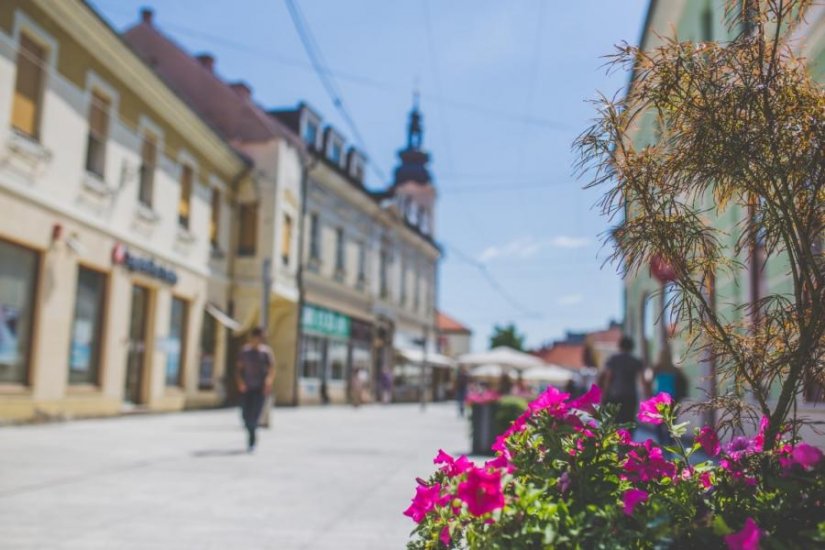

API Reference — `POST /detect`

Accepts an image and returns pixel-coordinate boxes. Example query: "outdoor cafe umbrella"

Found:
[457,346,545,371]
[469,363,504,378]
[520,365,574,387]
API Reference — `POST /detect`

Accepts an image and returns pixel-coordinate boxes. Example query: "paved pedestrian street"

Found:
[0,403,467,549]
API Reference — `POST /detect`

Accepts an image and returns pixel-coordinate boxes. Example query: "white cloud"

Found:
[558,294,583,306]
[549,236,591,249]
[478,235,591,263]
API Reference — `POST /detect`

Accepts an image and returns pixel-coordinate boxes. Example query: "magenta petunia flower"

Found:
[622,439,677,482]
[434,449,474,477]
[725,436,758,462]
[484,453,514,472]
[724,517,761,550]
[569,384,601,413]
[616,428,634,445]
[696,426,721,457]
[622,488,649,516]
[456,466,506,517]
[403,482,443,523]
[439,525,451,546]
[529,385,571,417]
[637,393,673,425]
[792,443,823,469]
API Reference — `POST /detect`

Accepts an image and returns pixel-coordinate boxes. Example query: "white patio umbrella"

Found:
[469,364,504,378]
[520,365,574,386]
[458,346,545,371]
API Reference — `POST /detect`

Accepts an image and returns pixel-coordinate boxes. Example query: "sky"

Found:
[91,0,649,351]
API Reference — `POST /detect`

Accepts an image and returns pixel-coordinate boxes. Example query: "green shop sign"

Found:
[302,304,351,340]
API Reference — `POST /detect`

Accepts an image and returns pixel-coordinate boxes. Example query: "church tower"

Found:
[391,96,436,237]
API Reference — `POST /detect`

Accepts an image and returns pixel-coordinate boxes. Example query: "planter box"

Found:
[471,402,500,455]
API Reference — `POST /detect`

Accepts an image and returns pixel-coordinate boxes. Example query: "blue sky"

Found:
[92,0,648,351]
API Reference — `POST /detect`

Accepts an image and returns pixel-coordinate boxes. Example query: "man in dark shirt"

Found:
[600,335,647,425]
[236,327,275,452]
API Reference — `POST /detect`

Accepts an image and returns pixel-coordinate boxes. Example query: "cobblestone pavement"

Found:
[0,402,468,549]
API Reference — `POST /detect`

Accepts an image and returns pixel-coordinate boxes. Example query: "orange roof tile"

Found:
[436,311,471,334]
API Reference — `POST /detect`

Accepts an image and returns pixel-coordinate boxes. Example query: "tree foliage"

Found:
[489,323,526,351]
[576,0,825,446]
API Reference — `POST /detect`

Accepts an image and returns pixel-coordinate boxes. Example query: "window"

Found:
[379,247,389,299]
[198,311,217,390]
[238,203,258,256]
[178,164,194,229]
[210,188,220,249]
[69,267,106,385]
[357,241,366,283]
[335,227,345,274]
[11,34,46,140]
[400,259,407,305]
[281,213,293,266]
[166,297,188,386]
[85,91,110,177]
[413,268,421,310]
[328,340,347,380]
[330,141,342,165]
[309,213,321,261]
[0,240,38,384]
[139,133,157,207]
[303,120,318,148]
[300,335,324,378]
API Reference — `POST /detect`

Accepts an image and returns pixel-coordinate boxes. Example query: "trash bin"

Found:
[471,402,500,455]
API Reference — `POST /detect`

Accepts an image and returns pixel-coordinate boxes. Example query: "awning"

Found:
[396,347,456,369]
[205,303,242,332]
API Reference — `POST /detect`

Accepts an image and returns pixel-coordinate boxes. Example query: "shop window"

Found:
[166,297,188,386]
[238,203,258,256]
[309,213,321,261]
[198,311,217,390]
[139,133,157,208]
[0,240,38,384]
[281,213,293,266]
[178,164,194,229]
[69,267,106,385]
[85,90,110,178]
[210,188,220,249]
[301,335,324,378]
[11,33,46,140]
[328,340,347,380]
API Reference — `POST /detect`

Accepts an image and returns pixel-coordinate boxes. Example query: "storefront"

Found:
[298,303,373,404]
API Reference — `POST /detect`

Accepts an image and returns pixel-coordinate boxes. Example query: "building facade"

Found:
[0,0,248,421]
[273,103,441,405]
[624,1,825,432]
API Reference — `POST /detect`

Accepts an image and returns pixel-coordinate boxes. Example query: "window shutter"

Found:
[12,34,46,138]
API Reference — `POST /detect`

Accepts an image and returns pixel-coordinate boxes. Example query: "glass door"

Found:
[125,285,150,404]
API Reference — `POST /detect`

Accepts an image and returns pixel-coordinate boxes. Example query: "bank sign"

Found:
[112,243,178,285]
[302,304,350,340]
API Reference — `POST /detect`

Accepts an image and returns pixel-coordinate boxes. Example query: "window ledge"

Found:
[135,203,160,224]
[7,131,51,164]
[81,172,112,197]
[66,384,102,395]
[176,227,196,244]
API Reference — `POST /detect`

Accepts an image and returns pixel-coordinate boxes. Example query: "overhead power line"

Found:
[284,0,387,183]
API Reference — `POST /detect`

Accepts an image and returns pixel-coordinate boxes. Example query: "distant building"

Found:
[531,321,622,370]
[436,311,472,358]
[0,0,251,420]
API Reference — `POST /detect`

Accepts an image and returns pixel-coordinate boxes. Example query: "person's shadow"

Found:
[191,449,248,458]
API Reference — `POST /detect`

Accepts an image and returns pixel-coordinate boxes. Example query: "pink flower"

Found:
[792,443,823,469]
[434,449,473,477]
[485,453,514,472]
[466,389,501,405]
[529,386,571,418]
[696,426,721,457]
[403,482,442,523]
[724,517,761,550]
[616,428,634,445]
[637,393,673,425]
[622,439,677,482]
[622,488,649,516]
[699,471,713,489]
[569,384,601,413]
[752,416,769,452]
[439,525,451,546]
[456,467,505,517]
[725,436,758,462]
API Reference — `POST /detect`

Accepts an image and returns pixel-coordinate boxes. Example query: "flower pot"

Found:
[471,402,499,455]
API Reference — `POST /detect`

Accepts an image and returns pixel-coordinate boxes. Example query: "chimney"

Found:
[140,7,153,25]
[230,82,252,100]
[196,53,215,72]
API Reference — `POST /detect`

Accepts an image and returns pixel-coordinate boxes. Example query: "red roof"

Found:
[587,326,623,345]
[122,17,300,148]
[436,311,471,334]
[532,343,585,369]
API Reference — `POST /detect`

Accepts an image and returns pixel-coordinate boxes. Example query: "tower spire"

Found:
[407,92,423,150]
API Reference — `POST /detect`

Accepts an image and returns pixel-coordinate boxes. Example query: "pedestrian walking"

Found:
[236,327,275,452]
[498,371,513,395]
[351,367,365,407]
[651,348,687,445]
[600,335,647,426]
[379,367,393,404]
[455,365,469,417]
